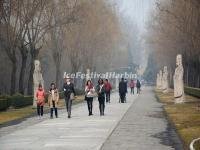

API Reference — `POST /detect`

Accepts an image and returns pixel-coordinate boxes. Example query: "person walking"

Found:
[104,79,112,103]
[48,83,59,119]
[136,79,141,94]
[85,80,95,116]
[63,76,76,118]
[119,78,127,103]
[36,84,45,119]
[124,79,128,103]
[96,78,106,116]
[129,79,135,95]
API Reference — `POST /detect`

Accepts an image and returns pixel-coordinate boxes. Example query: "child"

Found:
[36,84,45,119]
[48,83,59,118]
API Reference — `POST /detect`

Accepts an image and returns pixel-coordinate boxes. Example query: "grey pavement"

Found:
[0,87,183,150]
[101,87,184,150]
[0,92,138,150]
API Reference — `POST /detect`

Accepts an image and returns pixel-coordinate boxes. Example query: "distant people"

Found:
[63,76,76,118]
[48,83,59,119]
[124,79,128,103]
[129,80,135,94]
[85,80,95,116]
[104,79,112,103]
[119,78,127,103]
[136,79,141,94]
[96,79,106,116]
[36,84,45,119]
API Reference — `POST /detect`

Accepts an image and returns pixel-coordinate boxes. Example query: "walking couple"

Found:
[85,78,112,116]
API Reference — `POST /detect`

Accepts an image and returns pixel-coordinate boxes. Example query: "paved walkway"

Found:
[101,87,184,150]
[0,92,138,150]
[0,87,183,150]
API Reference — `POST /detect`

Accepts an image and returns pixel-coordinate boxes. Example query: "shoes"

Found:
[89,112,93,116]
[68,115,71,118]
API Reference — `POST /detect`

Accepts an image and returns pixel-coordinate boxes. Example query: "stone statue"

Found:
[86,69,90,81]
[33,60,44,106]
[156,73,159,89]
[162,66,169,93]
[174,54,184,103]
[158,70,163,90]
[115,78,119,90]
[63,72,67,78]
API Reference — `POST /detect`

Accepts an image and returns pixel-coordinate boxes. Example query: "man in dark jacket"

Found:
[119,78,127,103]
[63,76,76,118]
[136,79,141,94]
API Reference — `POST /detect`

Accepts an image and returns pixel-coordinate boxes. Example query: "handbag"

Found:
[70,93,75,100]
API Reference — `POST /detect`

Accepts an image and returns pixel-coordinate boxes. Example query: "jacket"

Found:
[36,89,45,106]
[63,82,76,97]
[48,88,59,108]
[85,85,95,98]
[129,81,135,88]
[119,81,127,94]
[105,82,112,92]
[96,84,105,98]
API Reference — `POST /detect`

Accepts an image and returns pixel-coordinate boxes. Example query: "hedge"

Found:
[8,94,33,108]
[184,86,200,98]
[0,94,33,110]
[0,99,8,110]
[0,89,85,110]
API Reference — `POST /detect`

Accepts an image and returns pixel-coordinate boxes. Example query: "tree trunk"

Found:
[10,59,17,95]
[19,51,28,94]
[55,61,61,89]
[27,58,34,95]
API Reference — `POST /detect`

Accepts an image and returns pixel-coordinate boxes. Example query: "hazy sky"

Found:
[117,0,156,32]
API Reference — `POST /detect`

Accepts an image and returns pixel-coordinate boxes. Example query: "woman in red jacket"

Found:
[36,84,45,119]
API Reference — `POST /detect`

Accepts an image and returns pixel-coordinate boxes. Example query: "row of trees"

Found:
[145,0,200,88]
[0,0,126,95]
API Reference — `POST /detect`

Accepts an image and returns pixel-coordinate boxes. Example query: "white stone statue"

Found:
[115,78,119,90]
[156,73,159,89]
[158,70,163,90]
[63,72,67,78]
[33,60,44,106]
[162,66,169,93]
[86,69,90,81]
[174,54,184,103]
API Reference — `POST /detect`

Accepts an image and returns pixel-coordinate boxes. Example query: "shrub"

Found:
[185,87,200,98]
[8,93,33,108]
[75,88,85,95]
[0,99,9,110]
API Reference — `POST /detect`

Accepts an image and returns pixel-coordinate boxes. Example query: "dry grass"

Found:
[0,96,84,125]
[156,90,200,149]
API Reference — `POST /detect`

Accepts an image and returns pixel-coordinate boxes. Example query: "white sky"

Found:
[116,0,156,32]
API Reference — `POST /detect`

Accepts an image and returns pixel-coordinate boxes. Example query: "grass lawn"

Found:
[155,89,200,150]
[0,95,85,125]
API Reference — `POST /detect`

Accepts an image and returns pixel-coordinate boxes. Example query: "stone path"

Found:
[0,92,138,150]
[101,87,184,150]
[0,87,183,150]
